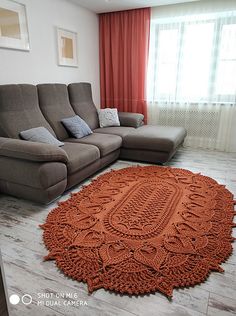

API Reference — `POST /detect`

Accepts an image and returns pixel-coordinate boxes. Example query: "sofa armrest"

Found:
[118,112,144,128]
[0,137,68,163]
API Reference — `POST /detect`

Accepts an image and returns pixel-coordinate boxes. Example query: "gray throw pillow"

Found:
[61,115,92,139]
[20,127,64,146]
[98,108,120,128]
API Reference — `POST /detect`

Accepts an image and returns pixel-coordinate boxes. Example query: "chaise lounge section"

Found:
[0,83,186,203]
[68,83,186,163]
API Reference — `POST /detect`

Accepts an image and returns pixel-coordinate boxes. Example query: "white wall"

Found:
[0,0,100,105]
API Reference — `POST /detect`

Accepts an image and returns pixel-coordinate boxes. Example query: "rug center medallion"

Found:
[104,179,182,239]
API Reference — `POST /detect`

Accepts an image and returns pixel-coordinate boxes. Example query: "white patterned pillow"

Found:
[98,108,120,128]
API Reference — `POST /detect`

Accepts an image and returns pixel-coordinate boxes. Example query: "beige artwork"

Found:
[0,7,21,39]
[61,36,73,59]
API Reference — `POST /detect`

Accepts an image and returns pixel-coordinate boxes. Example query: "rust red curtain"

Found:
[99,8,151,121]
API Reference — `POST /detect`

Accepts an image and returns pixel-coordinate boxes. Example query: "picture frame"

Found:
[0,0,30,51]
[57,27,78,67]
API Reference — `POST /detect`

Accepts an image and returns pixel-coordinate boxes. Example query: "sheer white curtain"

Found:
[147,4,236,151]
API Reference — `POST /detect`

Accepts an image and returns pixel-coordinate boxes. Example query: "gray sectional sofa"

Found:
[0,83,186,203]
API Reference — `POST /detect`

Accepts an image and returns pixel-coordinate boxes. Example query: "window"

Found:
[154,28,178,96]
[148,12,236,103]
[215,24,236,96]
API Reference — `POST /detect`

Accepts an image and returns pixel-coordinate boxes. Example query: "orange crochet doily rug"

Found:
[41,166,236,297]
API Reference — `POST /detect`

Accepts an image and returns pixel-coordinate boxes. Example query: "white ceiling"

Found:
[70,0,200,14]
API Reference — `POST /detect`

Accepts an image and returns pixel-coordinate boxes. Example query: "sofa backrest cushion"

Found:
[68,83,99,130]
[0,84,56,139]
[37,84,76,140]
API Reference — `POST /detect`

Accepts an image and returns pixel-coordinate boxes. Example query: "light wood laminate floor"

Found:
[0,147,235,316]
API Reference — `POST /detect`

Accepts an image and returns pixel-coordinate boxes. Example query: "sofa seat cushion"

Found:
[93,127,135,138]
[123,125,187,152]
[63,142,100,174]
[66,133,122,157]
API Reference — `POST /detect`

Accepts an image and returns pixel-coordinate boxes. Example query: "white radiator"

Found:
[148,101,235,151]
[157,105,221,139]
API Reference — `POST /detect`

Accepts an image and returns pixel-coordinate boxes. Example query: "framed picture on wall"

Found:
[0,0,30,51]
[57,28,78,67]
